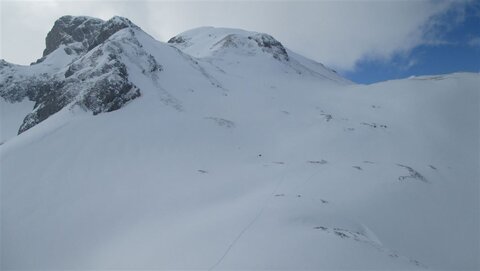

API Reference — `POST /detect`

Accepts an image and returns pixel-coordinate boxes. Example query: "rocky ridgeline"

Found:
[0,16,152,134]
[1,16,311,135]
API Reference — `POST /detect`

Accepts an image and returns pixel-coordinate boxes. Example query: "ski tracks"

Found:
[208,168,290,270]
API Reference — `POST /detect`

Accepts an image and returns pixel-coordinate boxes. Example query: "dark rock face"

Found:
[17,54,141,134]
[83,76,140,115]
[248,34,289,61]
[79,56,140,115]
[167,36,186,44]
[88,16,137,50]
[41,15,138,59]
[43,16,104,57]
[0,61,50,103]
[18,80,70,133]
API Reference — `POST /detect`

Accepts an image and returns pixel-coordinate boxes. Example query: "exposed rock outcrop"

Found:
[1,16,146,134]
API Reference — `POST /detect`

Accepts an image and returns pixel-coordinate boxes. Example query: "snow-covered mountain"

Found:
[1,16,478,270]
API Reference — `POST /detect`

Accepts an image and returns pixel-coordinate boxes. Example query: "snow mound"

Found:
[169,27,288,61]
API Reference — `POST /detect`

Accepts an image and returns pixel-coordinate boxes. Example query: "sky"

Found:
[0,0,479,84]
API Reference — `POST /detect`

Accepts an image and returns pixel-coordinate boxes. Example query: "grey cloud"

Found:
[0,0,464,71]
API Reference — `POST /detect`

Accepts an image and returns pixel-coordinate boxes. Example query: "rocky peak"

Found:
[42,15,138,59]
[2,16,148,134]
[42,16,104,57]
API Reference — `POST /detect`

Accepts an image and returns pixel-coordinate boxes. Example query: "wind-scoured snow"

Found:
[1,16,479,270]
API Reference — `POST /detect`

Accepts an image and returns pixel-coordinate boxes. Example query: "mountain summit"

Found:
[168,27,290,61]
[41,15,137,58]
[1,16,144,133]
[1,16,479,270]
[0,16,347,136]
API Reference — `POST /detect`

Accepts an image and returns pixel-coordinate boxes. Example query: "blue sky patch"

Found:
[344,1,480,84]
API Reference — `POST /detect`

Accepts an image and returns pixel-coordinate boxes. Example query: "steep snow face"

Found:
[1,16,479,271]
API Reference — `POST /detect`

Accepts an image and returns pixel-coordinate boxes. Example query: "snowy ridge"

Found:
[1,16,479,270]
[168,26,289,61]
[0,20,348,136]
[168,26,350,84]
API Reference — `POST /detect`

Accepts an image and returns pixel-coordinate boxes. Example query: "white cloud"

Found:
[0,0,466,71]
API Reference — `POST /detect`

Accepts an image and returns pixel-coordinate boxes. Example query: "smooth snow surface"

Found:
[1,24,479,270]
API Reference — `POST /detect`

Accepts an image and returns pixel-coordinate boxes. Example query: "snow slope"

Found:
[1,16,479,270]
[0,98,34,143]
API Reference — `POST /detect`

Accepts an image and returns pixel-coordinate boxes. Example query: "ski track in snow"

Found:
[209,167,290,270]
